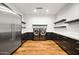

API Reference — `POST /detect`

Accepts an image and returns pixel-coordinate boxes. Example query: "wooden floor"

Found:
[13,40,67,55]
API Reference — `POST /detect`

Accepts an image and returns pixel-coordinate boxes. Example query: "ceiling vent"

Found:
[36,7,43,9]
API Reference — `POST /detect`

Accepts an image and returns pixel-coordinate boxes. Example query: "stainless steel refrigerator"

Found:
[0,7,21,55]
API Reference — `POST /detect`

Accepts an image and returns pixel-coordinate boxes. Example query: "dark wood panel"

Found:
[22,32,55,40]
[52,33,79,55]
[22,32,34,40]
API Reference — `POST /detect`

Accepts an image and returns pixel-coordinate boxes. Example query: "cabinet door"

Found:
[0,24,12,54]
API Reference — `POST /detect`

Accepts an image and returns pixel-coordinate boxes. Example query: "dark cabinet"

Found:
[22,33,34,40]
[52,33,79,55]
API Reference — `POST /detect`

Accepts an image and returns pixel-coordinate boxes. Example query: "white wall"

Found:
[54,3,79,40]
[56,3,79,21]
[0,4,21,32]
[22,14,55,33]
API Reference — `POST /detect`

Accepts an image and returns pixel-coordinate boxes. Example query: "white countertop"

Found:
[52,31,79,40]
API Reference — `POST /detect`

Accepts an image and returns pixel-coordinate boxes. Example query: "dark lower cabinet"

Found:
[52,33,79,55]
[22,32,34,40]
[46,32,58,40]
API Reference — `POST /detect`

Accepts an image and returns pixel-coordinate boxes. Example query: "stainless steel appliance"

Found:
[0,6,21,55]
[33,25,47,40]
[40,28,46,40]
[33,28,39,40]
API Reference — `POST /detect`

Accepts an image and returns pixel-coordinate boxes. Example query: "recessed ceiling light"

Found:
[46,9,49,12]
[33,9,37,12]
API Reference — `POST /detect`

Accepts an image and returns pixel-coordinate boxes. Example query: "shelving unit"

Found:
[22,21,26,29]
[54,19,66,28]
[65,19,79,36]
[22,27,26,29]
[54,19,66,26]
[65,19,79,23]
[54,19,66,24]
[22,21,26,24]
[54,26,66,28]
[54,19,67,34]
[54,24,67,28]
[54,18,79,41]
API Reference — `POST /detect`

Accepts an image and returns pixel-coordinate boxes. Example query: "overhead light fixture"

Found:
[33,9,37,12]
[46,9,49,12]
[33,7,43,13]
[36,7,43,9]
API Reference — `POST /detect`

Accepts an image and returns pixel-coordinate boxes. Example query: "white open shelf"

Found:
[54,19,66,24]
[22,21,26,29]
[54,24,67,28]
[22,26,26,29]
[65,19,79,23]
[22,21,26,24]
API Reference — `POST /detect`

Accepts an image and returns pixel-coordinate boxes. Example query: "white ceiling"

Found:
[7,3,67,16]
